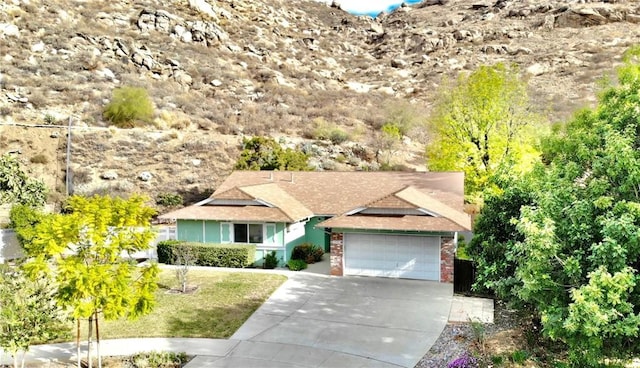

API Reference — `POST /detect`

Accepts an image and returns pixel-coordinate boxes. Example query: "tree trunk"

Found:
[87,315,93,368]
[95,312,102,368]
[76,319,81,368]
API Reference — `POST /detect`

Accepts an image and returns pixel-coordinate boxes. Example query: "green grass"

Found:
[79,269,286,340]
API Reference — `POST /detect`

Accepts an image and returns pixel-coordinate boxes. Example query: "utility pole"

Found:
[65,116,72,196]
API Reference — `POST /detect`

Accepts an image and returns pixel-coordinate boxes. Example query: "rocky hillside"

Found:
[1,0,639,208]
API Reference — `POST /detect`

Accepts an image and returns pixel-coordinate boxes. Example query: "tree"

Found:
[103,86,154,128]
[474,47,640,366]
[235,136,311,171]
[0,154,47,207]
[9,204,44,247]
[372,122,403,167]
[466,171,534,298]
[0,265,69,368]
[425,63,544,195]
[21,195,160,368]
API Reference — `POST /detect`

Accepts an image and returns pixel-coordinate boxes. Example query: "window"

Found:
[233,223,263,244]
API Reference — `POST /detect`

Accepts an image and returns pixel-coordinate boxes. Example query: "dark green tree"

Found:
[474,46,640,366]
[235,136,311,171]
[0,154,47,207]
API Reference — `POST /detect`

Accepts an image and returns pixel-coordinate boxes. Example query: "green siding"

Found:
[204,222,220,243]
[305,217,330,252]
[276,223,285,247]
[177,220,203,242]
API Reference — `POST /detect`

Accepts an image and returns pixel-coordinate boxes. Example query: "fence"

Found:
[454,258,476,294]
[0,226,176,263]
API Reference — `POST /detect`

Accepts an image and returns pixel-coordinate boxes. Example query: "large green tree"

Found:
[473,47,640,366]
[22,195,159,368]
[426,63,544,195]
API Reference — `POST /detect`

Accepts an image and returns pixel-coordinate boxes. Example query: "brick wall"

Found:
[330,232,344,276]
[440,236,455,283]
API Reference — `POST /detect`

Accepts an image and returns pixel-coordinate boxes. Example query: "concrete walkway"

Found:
[0,270,487,368]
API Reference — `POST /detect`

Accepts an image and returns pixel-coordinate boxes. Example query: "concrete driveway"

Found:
[189,273,453,367]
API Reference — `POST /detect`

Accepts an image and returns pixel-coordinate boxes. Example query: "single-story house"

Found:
[159,171,471,283]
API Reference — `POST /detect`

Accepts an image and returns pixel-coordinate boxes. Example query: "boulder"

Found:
[138,171,153,181]
[101,171,118,180]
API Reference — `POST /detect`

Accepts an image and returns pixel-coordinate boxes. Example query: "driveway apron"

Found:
[222,273,453,368]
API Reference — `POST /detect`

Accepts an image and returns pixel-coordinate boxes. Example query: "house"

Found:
[159,171,471,283]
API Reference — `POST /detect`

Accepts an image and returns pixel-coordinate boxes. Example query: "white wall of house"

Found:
[284,221,306,246]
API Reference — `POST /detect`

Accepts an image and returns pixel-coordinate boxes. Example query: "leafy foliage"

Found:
[287,259,307,271]
[157,241,256,268]
[473,47,640,366]
[156,192,183,207]
[291,243,323,264]
[103,86,154,128]
[0,265,70,367]
[467,173,534,298]
[21,195,159,368]
[127,351,189,367]
[263,250,279,269]
[9,204,44,247]
[425,63,544,195]
[0,154,47,207]
[235,136,311,171]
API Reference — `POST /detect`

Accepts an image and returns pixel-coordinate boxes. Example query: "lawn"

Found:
[78,269,287,340]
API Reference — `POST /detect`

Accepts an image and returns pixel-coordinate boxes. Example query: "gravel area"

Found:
[415,299,519,367]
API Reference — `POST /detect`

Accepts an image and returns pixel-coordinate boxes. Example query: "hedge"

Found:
[157,240,256,268]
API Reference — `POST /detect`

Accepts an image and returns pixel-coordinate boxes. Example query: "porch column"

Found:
[330,232,344,276]
[440,236,455,283]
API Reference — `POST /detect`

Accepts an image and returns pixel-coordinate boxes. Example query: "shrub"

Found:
[287,259,307,271]
[510,350,529,364]
[157,241,255,268]
[43,114,56,125]
[291,243,323,264]
[156,193,183,207]
[263,251,279,269]
[128,351,189,367]
[30,154,48,164]
[447,353,478,368]
[103,86,154,128]
[309,118,350,144]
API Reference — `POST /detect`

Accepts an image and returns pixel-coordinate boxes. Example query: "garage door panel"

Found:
[344,234,441,281]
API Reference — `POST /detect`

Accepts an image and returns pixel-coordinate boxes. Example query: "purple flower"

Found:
[447,353,478,368]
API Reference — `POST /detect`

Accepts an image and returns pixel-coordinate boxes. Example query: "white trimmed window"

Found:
[221,223,277,245]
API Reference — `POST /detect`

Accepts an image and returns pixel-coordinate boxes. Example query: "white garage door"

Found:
[344,233,440,280]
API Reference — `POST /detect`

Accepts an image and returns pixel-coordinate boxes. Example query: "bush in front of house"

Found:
[287,259,307,271]
[291,243,323,264]
[263,251,279,269]
[157,240,255,268]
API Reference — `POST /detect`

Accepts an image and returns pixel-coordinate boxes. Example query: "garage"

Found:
[343,233,440,281]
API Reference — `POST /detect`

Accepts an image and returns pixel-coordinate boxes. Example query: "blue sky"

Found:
[335,0,423,16]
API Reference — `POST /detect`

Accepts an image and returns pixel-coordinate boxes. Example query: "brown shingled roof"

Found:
[160,171,470,232]
[318,215,469,232]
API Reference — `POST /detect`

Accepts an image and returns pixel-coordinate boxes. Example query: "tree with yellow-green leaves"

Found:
[21,195,159,368]
[426,63,545,197]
